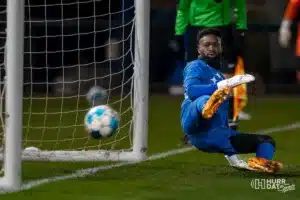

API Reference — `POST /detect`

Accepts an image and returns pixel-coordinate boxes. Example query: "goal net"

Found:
[0,0,149,190]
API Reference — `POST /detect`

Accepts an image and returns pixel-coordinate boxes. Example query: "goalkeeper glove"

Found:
[217,74,255,89]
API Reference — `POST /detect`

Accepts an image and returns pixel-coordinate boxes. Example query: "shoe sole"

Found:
[248,158,283,173]
[268,160,283,173]
[202,88,230,119]
[249,161,273,173]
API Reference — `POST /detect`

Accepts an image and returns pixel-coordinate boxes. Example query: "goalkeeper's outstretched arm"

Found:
[183,63,218,101]
[184,78,218,101]
[184,63,255,101]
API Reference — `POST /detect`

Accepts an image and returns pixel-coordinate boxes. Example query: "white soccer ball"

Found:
[84,105,120,139]
[86,86,107,105]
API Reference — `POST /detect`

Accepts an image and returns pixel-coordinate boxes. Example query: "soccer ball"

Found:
[84,105,120,139]
[86,86,107,105]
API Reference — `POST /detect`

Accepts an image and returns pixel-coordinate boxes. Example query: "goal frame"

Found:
[0,0,150,191]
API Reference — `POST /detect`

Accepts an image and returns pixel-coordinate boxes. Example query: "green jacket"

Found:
[175,0,247,35]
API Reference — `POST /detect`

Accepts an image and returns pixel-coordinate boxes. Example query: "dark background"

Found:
[0,0,298,95]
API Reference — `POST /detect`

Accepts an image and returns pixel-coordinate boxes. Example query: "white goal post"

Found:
[0,0,150,191]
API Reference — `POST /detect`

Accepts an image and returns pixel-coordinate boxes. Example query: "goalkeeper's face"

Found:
[197,34,221,59]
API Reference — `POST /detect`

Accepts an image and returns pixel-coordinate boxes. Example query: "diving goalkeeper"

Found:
[181,28,283,173]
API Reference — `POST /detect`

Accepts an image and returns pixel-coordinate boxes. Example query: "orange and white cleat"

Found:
[248,157,283,173]
[202,87,230,119]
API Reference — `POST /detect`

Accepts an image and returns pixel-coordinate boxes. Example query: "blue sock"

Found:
[256,142,275,160]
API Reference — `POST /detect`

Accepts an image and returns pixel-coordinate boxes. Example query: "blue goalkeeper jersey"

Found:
[181,59,230,133]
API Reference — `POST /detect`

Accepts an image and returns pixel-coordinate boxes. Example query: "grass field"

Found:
[1,95,300,199]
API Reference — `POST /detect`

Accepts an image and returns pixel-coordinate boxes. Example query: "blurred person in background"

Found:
[171,0,250,132]
[279,0,300,84]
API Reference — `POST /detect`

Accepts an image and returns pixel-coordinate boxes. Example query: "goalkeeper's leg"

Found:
[189,129,283,173]
[181,95,211,136]
[180,87,230,144]
[201,87,230,119]
[229,133,283,173]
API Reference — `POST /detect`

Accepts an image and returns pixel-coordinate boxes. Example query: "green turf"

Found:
[1,96,300,199]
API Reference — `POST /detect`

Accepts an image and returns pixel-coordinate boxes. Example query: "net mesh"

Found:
[0,0,136,159]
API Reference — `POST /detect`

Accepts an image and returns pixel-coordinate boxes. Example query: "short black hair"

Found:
[196,28,221,43]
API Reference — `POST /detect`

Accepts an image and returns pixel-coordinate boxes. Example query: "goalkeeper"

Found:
[175,0,250,168]
[181,28,283,173]
[174,0,248,131]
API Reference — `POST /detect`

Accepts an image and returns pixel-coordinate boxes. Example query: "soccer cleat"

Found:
[248,157,283,173]
[202,87,230,119]
[225,155,257,171]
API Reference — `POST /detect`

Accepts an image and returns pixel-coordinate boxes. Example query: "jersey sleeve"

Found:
[183,62,218,101]
[284,0,300,21]
[175,0,192,36]
[234,0,247,30]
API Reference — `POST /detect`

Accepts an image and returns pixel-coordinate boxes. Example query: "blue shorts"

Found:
[187,127,239,154]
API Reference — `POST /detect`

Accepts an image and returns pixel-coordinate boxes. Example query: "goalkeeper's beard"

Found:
[200,56,222,70]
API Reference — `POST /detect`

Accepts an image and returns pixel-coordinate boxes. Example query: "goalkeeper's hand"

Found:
[217,74,255,89]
